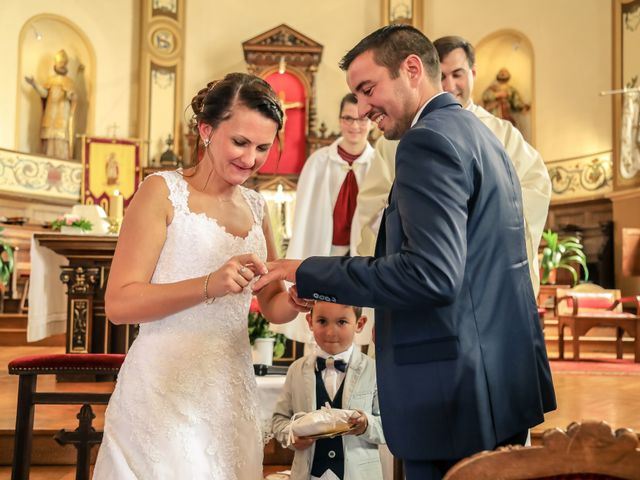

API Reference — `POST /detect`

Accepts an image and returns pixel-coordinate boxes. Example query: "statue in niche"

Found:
[481,68,530,127]
[25,49,77,160]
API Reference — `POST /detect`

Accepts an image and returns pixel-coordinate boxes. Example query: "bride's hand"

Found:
[206,253,268,298]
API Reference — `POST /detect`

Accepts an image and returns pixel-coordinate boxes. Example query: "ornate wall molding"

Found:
[547,151,613,202]
[0,148,81,202]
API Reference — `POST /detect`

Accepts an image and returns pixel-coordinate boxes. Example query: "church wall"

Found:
[183,0,379,138]
[0,0,138,151]
[424,0,612,163]
[0,0,612,167]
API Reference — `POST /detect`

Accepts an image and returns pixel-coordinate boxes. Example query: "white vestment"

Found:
[271,138,375,344]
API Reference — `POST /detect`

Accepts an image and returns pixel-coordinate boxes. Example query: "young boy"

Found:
[272,302,385,480]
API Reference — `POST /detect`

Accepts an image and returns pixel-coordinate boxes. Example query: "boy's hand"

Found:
[345,410,368,436]
[291,435,315,450]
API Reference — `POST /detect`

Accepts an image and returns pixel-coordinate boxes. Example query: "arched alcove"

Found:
[16,14,96,160]
[474,30,535,144]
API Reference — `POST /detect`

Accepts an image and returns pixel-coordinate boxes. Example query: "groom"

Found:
[254,25,556,480]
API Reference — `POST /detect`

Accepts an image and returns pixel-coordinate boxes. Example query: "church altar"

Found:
[28,232,134,354]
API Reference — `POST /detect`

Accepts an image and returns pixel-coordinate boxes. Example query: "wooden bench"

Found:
[555,284,640,362]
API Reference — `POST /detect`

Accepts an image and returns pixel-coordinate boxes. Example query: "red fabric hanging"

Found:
[332,146,361,246]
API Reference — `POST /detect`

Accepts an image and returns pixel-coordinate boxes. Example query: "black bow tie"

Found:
[316,357,347,373]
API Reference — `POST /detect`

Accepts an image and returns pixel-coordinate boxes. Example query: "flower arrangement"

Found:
[50,214,93,232]
[248,297,287,358]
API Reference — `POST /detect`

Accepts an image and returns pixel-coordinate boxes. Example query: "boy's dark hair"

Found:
[339,24,440,84]
[433,35,475,68]
[310,304,363,320]
[339,93,358,115]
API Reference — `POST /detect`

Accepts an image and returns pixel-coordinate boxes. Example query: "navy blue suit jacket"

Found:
[296,93,556,461]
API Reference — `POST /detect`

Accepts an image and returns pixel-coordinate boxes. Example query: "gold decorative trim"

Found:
[381,0,423,30]
[69,298,91,353]
[138,0,185,166]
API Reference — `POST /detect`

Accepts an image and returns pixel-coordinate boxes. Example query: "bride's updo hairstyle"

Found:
[189,72,284,165]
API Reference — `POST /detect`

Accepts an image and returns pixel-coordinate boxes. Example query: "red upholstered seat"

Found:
[555,285,640,362]
[8,354,125,374]
[9,353,124,480]
[575,312,635,319]
[565,297,615,310]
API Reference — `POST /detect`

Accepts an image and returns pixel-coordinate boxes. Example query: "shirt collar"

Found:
[315,344,354,364]
[411,91,448,127]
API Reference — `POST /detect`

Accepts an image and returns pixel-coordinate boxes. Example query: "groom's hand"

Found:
[252,259,302,292]
[288,285,315,312]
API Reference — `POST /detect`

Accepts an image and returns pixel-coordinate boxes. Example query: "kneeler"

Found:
[8,353,124,480]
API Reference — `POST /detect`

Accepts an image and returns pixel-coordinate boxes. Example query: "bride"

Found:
[93,73,301,479]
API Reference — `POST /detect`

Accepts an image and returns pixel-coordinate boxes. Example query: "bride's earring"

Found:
[203,138,210,148]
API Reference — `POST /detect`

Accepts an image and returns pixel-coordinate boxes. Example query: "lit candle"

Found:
[109,190,124,221]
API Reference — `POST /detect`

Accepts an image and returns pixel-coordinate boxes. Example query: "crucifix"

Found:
[107,122,120,138]
[54,404,103,480]
[278,90,304,145]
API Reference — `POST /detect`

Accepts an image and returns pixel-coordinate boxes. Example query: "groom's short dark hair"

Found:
[339,24,441,84]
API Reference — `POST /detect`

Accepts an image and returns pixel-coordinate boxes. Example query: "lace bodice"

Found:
[93,170,268,480]
[142,170,267,340]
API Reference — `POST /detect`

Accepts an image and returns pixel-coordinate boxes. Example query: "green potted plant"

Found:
[540,229,589,285]
[248,297,287,365]
[0,226,15,313]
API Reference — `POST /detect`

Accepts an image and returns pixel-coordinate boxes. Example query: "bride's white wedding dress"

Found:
[93,171,266,479]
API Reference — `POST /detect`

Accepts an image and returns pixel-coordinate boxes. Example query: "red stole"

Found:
[332,145,361,246]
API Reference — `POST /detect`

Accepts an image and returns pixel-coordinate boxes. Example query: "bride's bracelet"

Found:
[203,273,216,304]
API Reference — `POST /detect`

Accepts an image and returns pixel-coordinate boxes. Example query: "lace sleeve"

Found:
[147,170,189,216]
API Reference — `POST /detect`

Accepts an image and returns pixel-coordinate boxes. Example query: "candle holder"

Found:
[107,217,121,234]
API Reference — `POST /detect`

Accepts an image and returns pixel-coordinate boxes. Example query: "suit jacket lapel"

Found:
[302,356,317,412]
[343,350,364,406]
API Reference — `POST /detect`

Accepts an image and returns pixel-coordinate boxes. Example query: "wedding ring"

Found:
[238,265,247,274]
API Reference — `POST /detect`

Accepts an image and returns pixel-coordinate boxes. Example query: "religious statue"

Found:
[25,49,77,160]
[481,68,529,127]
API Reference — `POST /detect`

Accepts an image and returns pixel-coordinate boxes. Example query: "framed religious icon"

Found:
[381,0,423,30]
[81,136,141,214]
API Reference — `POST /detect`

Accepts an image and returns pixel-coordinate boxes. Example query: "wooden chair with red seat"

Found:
[554,283,640,362]
[443,420,640,480]
[8,353,124,480]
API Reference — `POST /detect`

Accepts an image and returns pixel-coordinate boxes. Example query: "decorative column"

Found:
[137,0,186,166]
